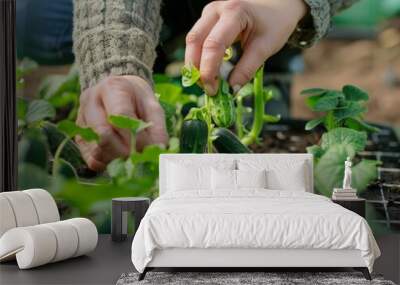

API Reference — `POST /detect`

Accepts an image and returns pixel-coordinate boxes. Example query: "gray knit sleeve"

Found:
[73,0,162,90]
[289,0,359,48]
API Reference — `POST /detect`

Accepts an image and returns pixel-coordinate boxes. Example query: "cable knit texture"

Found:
[73,0,358,90]
[73,0,162,90]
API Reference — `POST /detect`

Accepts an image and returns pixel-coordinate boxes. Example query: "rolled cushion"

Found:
[0,218,98,269]
[42,221,79,262]
[0,226,57,268]
[0,191,39,227]
[24,189,60,224]
[0,196,17,237]
[66,218,98,257]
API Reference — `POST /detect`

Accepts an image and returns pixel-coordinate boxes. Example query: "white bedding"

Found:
[131,190,380,273]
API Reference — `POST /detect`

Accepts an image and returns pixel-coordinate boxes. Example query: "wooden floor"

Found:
[0,234,398,285]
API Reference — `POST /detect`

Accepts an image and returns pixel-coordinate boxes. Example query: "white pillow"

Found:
[167,159,236,192]
[236,169,267,189]
[238,159,307,191]
[267,166,306,191]
[211,168,236,190]
[167,162,210,191]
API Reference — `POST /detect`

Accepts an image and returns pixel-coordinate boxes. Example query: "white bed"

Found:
[131,154,380,280]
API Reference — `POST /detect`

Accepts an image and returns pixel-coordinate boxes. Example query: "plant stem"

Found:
[241,66,265,146]
[204,95,213,153]
[236,95,244,139]
[52,137,69,176]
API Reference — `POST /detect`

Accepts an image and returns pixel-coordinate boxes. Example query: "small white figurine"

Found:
[342,157,352,190]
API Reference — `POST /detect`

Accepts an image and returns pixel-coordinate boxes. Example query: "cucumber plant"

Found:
[302,85,380,196]
[180,49,280,153]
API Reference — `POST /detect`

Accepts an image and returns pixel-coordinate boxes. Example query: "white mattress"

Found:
[131,190,380,273]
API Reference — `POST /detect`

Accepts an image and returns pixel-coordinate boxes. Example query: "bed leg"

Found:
[138,268,148,281]
[354,267,371,280]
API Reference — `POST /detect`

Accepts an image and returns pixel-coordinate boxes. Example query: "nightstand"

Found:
[332,198,366,218]
[111,197,150,242]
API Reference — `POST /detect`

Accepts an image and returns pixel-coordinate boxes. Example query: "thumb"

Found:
[229,37,274,88]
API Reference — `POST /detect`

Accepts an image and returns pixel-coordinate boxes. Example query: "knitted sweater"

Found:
[73,0,358,90]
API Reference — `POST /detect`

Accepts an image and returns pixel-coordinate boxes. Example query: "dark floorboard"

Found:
[0,234,398,285]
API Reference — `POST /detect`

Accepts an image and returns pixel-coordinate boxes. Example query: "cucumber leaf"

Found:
[300,88,327,96]
[333,101,366,121]
[108,114,151,134]
[342,85,369,101]
[306,91,342,112]
[320,128,367,152]
[26,99,56,124]
[181,63,201,87]
[305,117,325,131]
[344,117,380,133]
[351,159,380,193]
[57,120,99,142]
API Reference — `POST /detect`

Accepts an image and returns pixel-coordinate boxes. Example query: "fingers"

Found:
[200,11,246,95]
[77,89,129,171]
[100,77,136,148]
[229,37,273,87]
[185,3,219,68]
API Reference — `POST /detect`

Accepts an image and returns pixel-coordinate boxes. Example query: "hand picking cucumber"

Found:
[180,119,208,153]
[209,80,236,128]
[212,128,251,153]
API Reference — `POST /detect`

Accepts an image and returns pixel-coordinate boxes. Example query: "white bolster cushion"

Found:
[0,196,17,237]
[23,189,60,224]
[0,218,98,269]
[0,191,39,227]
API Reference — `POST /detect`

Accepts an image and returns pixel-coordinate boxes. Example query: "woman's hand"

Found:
[76,75,168,171]
[185,0,307,95]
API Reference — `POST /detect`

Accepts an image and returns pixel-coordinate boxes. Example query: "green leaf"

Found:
[130,144,166,164]
[16,58,38,79]
[159,101,177,136]
[18,163,51,190]
[306,145,324,159]
[306,91,342,112]
[333,102,366,121]
[181,63,201,87]
[352,159,379,193]
[344,118,380,133]
[342,85,369,101]
[17,97,28,120]
[263,114,281,123]
[305,117,325,130]
[321,128,367,153]
[155,82,193,106]
[18,130,49,170]
[236,83,253,97]
[57,120,99,142]
[168,137,180,153]
[26,100,56,124]
[108,115,151,134]
[107,158,126,179]
[38,65,80,101]
[300,88,327,96]
[153,73,172,84]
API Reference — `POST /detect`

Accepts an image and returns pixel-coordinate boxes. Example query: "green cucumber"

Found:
[41,122,85,169]
[180,119,208,153]
[212,128,251,153]
[209,80,236,128]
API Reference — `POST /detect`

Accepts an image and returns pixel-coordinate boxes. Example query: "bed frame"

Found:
[139,154,371,280]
